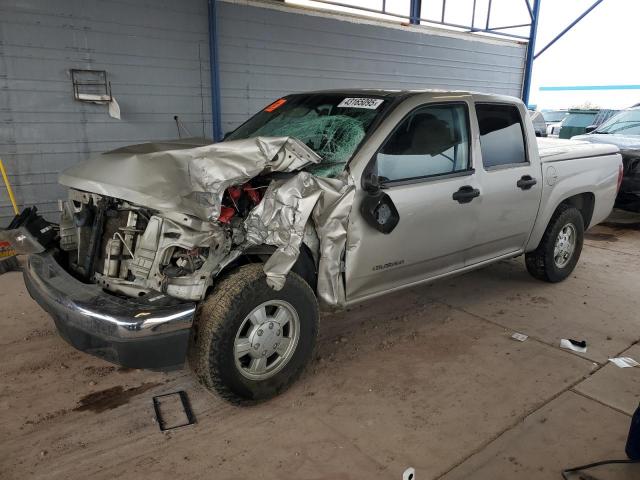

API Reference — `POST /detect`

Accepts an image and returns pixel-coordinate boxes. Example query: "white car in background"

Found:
[543,110,569,137]
[528,110,547,137]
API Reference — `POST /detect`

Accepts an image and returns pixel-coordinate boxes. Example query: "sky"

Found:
[287,0,640,110]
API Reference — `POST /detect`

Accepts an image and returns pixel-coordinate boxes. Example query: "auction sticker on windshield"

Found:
[338,98,384,109]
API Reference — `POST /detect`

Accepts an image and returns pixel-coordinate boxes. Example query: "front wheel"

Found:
[190,264,318,403]
[525,204,584,282]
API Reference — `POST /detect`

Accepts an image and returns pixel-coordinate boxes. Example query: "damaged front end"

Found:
[10,136,356,370]
[50,136,354,305]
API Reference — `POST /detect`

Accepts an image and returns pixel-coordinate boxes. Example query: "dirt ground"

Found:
[1,211,639,480]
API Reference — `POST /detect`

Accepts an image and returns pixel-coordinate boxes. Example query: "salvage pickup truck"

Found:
[6,90,622,402]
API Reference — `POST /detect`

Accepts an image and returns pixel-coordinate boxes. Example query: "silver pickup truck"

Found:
[7,90,622,402]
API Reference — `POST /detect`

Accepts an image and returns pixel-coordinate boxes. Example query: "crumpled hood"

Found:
[59,136,321,220]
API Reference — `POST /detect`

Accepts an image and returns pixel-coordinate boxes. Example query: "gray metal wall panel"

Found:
[217,1,526,134]
[1,0,526,226]
[0,0,212,224]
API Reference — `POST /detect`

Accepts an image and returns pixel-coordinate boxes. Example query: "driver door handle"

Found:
[452,185,480,204]
[517,175,537,190]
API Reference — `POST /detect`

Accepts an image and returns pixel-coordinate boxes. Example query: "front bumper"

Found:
[24,252,196,370]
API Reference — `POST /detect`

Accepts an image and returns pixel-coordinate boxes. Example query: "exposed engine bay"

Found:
[59,178,269,301]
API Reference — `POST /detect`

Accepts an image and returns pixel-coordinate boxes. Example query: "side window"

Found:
[375,104,470,182]
[476,103,527,168]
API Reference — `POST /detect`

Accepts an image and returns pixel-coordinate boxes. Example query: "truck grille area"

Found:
[58,189,231,301]
[59,192,148,283]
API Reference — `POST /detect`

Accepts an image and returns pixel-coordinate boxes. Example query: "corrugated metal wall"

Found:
[217,0,527,134]
[0,0,527,225]
[0,0,211,224]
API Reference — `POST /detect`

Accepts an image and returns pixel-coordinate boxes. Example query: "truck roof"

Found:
[292,88,523,105]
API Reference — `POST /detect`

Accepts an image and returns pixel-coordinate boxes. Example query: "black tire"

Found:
[525,204,584,282]
[190,264,318,403]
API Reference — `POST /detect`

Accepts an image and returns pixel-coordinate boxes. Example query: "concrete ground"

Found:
[1,211,639,480]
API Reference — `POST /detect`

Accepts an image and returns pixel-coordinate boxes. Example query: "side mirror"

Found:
[363,173,381,195]
[360,191,400,234]
[585,125,597,134]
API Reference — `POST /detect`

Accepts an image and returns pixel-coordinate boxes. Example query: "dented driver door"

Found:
[344,99,481,303]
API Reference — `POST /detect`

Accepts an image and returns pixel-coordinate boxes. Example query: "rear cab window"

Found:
[475,103,527,169]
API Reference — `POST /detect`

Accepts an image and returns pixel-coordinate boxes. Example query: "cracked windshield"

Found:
[225,94,389,177]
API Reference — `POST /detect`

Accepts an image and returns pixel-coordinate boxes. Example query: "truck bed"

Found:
[536,137,619,163]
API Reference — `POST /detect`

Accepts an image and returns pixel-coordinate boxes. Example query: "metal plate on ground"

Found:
[152,391,196,431]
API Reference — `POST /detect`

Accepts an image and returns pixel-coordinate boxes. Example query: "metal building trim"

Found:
[208,0,223,141]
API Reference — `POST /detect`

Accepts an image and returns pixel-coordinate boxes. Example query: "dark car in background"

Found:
[572,107,640,212]
[558,109,618,139]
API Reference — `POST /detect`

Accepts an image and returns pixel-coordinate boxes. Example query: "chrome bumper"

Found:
[24,252,196,370]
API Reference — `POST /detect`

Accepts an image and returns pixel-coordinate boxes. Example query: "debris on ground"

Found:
[511,332,528,342]
[560,339,587,353]
[608,357,640,368]
[152,391,196,432]
[403,467,416,480]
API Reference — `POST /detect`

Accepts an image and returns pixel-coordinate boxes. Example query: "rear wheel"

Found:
[190,264,318,403]
[525,204,584,282]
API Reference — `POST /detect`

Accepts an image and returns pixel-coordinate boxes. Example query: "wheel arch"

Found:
[526,191,594,252]
[215,242,318,293]
[560,192,595,229]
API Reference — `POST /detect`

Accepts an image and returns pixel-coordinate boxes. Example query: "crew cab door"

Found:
[466,102,541,265]
[344,101,480,302]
